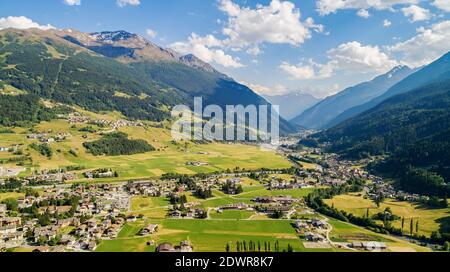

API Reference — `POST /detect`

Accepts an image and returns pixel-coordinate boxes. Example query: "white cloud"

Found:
[433,0,450,12]
[246,46,262,56]
[171,0,325,68]
[304,17,325,33]
[279,59,333,80]
[280,62,317,80]
[0,16,54,31]
[117,0,140,8]
[145,29,157,39]
[383,19,392,27]
[241,81,288,95]
[327,41,398,72]
[402,5,431,22]
[388,20,450,67]
[357,9,370,18]
[219,0,322,47]
[316,0,420,16]
[63,0,81,6]
[170,33,243,68]
[280,41,398,80]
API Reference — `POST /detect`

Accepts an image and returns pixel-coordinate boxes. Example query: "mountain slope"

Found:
[313,77,450,196]
[292,66,415,129]
[0,28,186,122]
[329,52,450,127]
[263,92,320,120]
[61,30,298,134]
[0,28,297,134]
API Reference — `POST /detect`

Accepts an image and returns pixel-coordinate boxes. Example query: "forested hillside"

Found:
[330,52,450,127]
[309,78,450,197]
[0,28,297,134]
[292,66,415,129]
[0,29,188,123]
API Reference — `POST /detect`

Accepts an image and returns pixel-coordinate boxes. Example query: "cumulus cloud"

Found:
[63,0,81,6]
[328,41,398,72]
[0,16,54,31]
[117,0,140,7]
[279,59,333,80]
[240,81,288,95]
[145,29,157,39]
[171,0,324,68]
[316,0,420,16]
[402,5,431,22]
[383,19,392,27]
[280,41,398,80]
[219,0,317,48]
[433,0,450,12]
[170,33,243,68]
[357,9,370,18]
[388,20,450,67]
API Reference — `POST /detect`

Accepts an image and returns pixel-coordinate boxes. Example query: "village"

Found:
[0,136,438,253]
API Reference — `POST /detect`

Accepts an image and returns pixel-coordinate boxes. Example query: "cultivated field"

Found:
[0,119,292,182]
[325,193,450,237]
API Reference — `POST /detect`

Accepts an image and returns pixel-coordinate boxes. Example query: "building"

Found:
[140,224,158,236]
[351,241,388,251]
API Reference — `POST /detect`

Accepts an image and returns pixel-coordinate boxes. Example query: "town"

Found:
[1,136,440,253]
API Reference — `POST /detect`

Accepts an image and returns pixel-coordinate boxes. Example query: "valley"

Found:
[1,17,450,255]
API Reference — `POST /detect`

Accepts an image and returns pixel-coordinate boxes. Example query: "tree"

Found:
[410,219,414,236]
[366,208,369,218]
[2,198,18,211]
[443,241,450,252]
[416,220,419,234]
[401,217,405,230]
[226,243,231,253]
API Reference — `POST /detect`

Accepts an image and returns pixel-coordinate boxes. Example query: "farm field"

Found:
[128,186,317,219]
[96,217,429,252]
[0,120,292,182]
[324,193,450,237]
[327,218,431,252]
[0,192,24,201]
[97,219,306,252]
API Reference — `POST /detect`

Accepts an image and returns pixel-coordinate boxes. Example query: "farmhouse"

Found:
[351,241,388,251]
[140,224,158,236]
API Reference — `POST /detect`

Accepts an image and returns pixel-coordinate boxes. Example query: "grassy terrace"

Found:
[0,120,291,182]
[325,193,450,237]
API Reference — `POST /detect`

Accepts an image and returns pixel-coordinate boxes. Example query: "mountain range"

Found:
[263,92,320,120]
[291,66,416,130]
[0,28,297,134]
[329,52,450,128]
[304,51,450,196]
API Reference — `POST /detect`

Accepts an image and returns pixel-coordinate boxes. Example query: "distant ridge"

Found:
[291,66,416,130]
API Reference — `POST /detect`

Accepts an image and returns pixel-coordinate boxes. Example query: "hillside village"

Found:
[1,139,441,252]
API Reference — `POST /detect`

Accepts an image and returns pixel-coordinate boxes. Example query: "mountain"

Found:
[263,92,320,120]
[291,66,416,130]
[62,30,222,74]
[306,53,450,196]
[61,29,298,134]
[329,52,450,128]
[0,28,297,134]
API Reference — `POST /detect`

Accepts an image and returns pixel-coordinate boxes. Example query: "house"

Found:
[179,240,193,252]
[0,204,7,214]
[156,242,175,252]
[140,224,158,236]
[310,219,327,229]
[0,217,21,228]
[351,241,388,251]
[304,232,325,242]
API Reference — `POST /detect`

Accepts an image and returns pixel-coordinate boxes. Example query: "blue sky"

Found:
[1,0,450,98]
